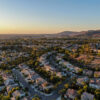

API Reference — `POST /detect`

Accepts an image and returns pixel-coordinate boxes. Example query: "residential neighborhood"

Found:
[0,0,100,100]
[0,37,100,100]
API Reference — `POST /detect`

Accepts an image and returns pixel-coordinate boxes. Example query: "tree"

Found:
[1,96,10,100]
[64,83,69,89]
[83,85,88,91]
[77,89,83,95]
[95,89,100,99]
[32,95,40,100]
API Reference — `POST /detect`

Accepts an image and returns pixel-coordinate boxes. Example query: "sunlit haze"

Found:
[0,0,100,34]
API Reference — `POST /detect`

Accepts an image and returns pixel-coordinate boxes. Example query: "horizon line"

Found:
[0,29,100,35]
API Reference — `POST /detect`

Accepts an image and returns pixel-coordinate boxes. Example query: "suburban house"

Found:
[77,77,89,86]
[89,78,100,89]
[64,89,78,100]
[81,92,94,100]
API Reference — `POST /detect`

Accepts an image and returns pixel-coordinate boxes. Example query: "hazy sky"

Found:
[0,0,100,34]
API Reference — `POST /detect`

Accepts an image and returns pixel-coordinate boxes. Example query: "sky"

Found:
[0,0,100,34]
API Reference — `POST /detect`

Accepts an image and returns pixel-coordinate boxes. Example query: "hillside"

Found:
[0,30,100,39]
[57,30,100,38]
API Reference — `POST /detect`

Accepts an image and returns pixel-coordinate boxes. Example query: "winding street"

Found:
[12,52,71,100]
[12,68,70,100]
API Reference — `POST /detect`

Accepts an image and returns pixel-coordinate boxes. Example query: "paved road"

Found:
[12,69,61,100]
[12,69,70,100]
[13,69,43,99]
[12,52,71,100]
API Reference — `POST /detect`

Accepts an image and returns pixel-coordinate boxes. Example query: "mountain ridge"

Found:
[57,30,100,37]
